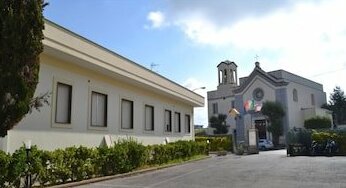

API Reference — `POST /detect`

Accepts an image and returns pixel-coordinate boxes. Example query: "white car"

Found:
[258,139,274,150]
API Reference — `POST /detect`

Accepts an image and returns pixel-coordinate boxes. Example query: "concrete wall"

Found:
[286,81,327,129]
[2,54,194,153]
[207,96,236,129]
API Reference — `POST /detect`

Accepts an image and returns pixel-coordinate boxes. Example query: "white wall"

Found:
[3,54,194,153]
[286,82,327,129]
[241,77,276,103]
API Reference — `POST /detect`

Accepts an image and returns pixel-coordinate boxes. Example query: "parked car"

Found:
[258,139,274,150]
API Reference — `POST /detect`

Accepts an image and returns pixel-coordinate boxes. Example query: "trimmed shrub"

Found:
[304,116,331,129]
[0,139,207,187]
[286,128,312,146]
[195,135,233,152]
[311,130,346,155]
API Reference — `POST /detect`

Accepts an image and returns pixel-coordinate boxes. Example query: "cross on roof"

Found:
[254,55,259,61]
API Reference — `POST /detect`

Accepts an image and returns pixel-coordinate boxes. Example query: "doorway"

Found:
[255,119,267,139]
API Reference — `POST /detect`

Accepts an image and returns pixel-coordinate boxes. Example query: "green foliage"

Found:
[209,114,228,134]
[325,86,346,125]
[261,101,285,145]
[304,116,332,129]
[0,150,10,187]
[311,130,346,155]
[0,139,207,187]
[286,128,312,146]
[148,141,207,165]
[195,136,233,152]
[287,129,346,156]
[0,0,47,137]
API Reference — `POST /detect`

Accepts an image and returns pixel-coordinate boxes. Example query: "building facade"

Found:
[208,60,330,144]
[0,20,204,153]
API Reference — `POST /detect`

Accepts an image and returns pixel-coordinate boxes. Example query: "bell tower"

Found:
[217,60,238,89]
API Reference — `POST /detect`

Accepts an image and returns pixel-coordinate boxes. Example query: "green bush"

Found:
[286,128,312,146]
[0,139,207,187]
[195,136,233,152]
[311,130,346,155]
[304,116,332,129]
[0,150,10,187]
[149,140,207,165]
[119,139,149,171]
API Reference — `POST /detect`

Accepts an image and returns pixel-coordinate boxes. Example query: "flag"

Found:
[229,108,240,118]
[244,99,255,112]
[255,102,262,112]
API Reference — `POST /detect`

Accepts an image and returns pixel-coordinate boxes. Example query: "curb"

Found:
[49,155,211,188]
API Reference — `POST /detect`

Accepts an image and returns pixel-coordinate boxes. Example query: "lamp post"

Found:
[192,86,206,91]
[24,140,31,188]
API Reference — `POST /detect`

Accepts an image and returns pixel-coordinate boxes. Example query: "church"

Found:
[207,60,331,144]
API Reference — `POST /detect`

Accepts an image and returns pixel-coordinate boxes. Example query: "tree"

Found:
[209,114,228,134]
[325,86,346,125]
[0,0,47,137]
[261,101,285,146]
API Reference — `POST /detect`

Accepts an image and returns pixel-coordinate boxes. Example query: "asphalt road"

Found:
[77,150,346,188]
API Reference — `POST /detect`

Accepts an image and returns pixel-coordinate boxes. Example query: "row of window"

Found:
[55,82,191,133]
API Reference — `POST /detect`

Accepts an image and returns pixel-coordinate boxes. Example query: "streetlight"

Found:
[24,140,31,188]
[192,86,206,91]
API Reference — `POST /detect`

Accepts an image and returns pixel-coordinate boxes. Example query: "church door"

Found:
[255,119,267,139]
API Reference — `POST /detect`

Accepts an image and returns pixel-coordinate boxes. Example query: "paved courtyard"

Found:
[77,150,346,188]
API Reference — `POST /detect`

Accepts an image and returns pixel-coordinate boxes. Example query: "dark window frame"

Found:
[55,82,72,124]
[165,109,172,132]
[145,104,154,131]
[121,99,134,129]
[91,91,108,127]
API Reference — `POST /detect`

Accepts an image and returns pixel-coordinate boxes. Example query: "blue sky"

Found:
[44,0,346,126]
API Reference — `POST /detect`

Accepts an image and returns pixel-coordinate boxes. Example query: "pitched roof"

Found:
[233,62,288,93]
[217,60,238,67]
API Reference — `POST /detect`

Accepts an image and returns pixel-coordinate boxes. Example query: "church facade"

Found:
[207,60,331,144]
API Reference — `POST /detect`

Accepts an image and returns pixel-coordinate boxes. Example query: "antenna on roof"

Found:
[150,63,159,71]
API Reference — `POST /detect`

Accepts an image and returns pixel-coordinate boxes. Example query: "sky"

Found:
[44,0,346,127]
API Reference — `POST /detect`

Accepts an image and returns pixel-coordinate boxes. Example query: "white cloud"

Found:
[173,0,346,94]
[146,11,166,29]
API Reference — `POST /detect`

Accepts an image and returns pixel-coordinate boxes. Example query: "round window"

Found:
[253,88,264,101]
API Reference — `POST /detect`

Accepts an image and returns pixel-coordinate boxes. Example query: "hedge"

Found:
[312,130,346,155]
[304,116,331,129]
[287,128,346,156]
[0,139,207,187]
[195,135,233,152]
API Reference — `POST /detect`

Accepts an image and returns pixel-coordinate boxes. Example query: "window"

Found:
[311,94,315,106]
[185,114,191,133]
[293,89,298,102]
[145,105,154,131]
[55,82,72,124]
[121,99,133,129]
[174,112,181,133]
[164,110,172,132]
[212,103,218,114]
[91,91,107,127]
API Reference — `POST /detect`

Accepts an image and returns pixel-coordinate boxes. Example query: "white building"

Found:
[0,20,204,153]
[207,60,330,143]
